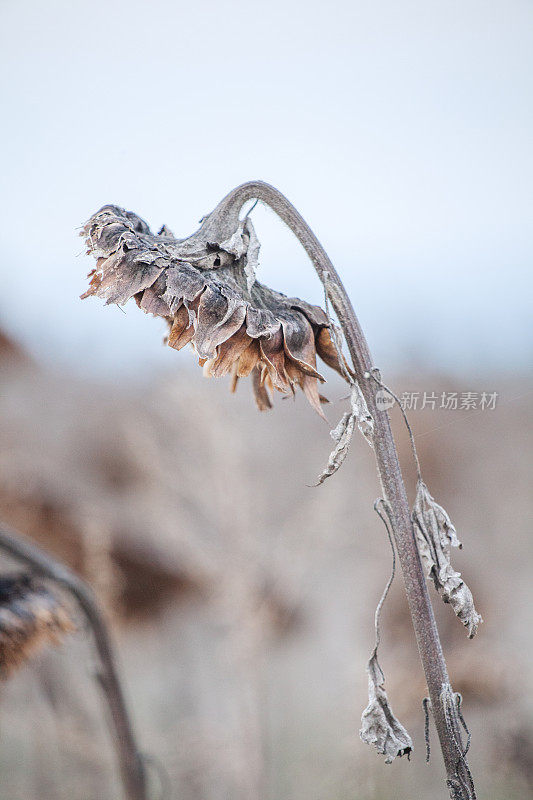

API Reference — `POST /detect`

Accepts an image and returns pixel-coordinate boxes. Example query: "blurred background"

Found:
[0,1,531,798]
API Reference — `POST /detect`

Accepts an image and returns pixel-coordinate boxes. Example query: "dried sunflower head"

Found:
[0,574,75,677]
[81,204,347,415]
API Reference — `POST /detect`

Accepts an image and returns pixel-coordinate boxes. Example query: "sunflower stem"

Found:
[203,180,476,799]
[0,523,147,800]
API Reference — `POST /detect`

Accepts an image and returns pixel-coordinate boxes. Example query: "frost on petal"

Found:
[316,412,355,485]
[412,480,482,638]
[360,653,413,763]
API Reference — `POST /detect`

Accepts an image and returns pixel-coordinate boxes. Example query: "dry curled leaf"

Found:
[316,383,374,484]
[316,412,355,484]
[412,480,482,638]
[0,574,75,677]
[351,380,374,445]
[81,205,348,414]
[360,652,413,763]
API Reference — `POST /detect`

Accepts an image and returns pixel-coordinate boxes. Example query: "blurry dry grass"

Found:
[0,330,531,800]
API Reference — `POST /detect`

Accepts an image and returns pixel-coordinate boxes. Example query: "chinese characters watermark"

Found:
[375,390,499,412]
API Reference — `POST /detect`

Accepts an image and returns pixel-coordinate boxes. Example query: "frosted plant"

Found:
[81,180,481,799]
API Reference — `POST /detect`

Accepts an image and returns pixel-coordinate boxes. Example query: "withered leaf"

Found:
[316,412,355,484]
[360,652,413,764]
[412,480,482,638]
[316,383,374,484]
[351,380,374,445]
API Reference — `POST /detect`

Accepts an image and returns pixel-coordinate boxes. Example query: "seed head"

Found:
[0,574,75,677]
[81,205,347,415]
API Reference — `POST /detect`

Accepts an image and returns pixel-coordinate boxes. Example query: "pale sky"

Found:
[1,0,531,376]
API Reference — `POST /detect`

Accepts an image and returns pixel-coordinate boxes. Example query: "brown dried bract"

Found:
[0,575,75,677]
[81,205,347,414]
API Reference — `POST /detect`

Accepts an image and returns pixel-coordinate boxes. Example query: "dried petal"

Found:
[237,340,261,377]
[80,264,104,299]
[260,329,291,393]
[252,367,272,410]
[360,653,413,763]
[208,324,252,378]
[194,287,246,359]
[290,298,329,328]
[168,306,194,351]
[229,363,239,393]
[315,326,350,377]
[139,273,171,317]
[281,313,324,381]
[412,480,482,638]
[301,375,327,420]
[245,305,280,340]
[101,251,164,307]
[162,262,206,311]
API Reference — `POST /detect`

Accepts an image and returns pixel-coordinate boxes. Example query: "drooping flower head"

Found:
[81,205,346,414]
[0,574,75,677]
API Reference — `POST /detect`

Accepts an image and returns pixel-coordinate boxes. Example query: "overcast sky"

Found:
[1,0,531,377]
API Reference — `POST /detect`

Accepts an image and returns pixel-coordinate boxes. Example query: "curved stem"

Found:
[206,181,475,798]
[0,524,147,800]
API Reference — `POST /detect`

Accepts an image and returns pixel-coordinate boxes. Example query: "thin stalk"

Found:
[0,523,147,800]
[201,180,475,798]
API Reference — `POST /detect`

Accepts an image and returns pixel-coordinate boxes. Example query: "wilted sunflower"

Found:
[0,574,75,677]
[81,205,347,415]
